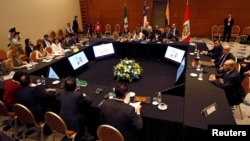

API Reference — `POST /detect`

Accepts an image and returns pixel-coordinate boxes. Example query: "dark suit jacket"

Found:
[60,91,92,131]
[206,45,223,59]
[161,31,173,40]
[214,53,235,68]
[17,86,55,122]
[100,99,143,141]
[25,45,34,58]
[61,39,73,49]
[212,69,245,106]
[224,17,234,29]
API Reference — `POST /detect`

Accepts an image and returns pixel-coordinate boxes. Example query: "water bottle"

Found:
[76,78,80,90]
[157,92,162,104]
[198,68,203,80]
[41,75,46,85]
[194,44,197,54]
[196,50,200,59]
[196,61,201,71]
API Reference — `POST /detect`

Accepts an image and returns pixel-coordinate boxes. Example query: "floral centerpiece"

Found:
[113,58,143,82]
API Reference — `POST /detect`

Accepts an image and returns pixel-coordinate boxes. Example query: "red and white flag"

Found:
[182,1,190,42]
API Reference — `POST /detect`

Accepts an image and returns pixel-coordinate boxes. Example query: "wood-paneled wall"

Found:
[80,0,250,38]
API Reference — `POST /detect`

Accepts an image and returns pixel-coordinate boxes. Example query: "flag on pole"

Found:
[182,1,191,42]
[123,2,128,28]
[164,0,170,27]
[143,1,147,27]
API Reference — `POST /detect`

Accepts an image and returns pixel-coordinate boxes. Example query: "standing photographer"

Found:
[8,27,21,46]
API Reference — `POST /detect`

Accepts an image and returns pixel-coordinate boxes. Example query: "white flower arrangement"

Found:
[113,58,143,82]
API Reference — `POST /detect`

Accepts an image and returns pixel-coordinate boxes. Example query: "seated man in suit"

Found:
[170,23,179,41]
[61,34,73,49]
[100,82,143,141]
[201,39,223,60]
[209,59,245,107]
[161,26,173,42]
[59,77,92,134]
[17,73,56,123]
[214,44,235,73]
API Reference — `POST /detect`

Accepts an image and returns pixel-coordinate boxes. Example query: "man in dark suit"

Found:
[161,26,173,41]
[59,77,92,133]
[170,23,179,41]
[209,59,245,106]
[17,73,56,123]
[214,45,235,73]
[201,39,223,60]
[223,13,234,42]
[100,82,143,141]
[61,35,73,49]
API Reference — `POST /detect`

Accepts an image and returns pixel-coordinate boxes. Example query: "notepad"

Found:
[77,79,87,87]
[134,96,151,103]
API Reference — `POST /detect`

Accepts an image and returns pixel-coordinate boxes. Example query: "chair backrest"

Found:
[57,29,64,41]
[97,124,124,141]
[231,25,241,37]
[0,49,7,61]
[158,28,165,34]
[0,100,15,118]
[13,103,37,125]
[6,50,13,59]
[115,24,121,33]
[9,45,18,51]
[241,26,250,38]
[211,25,219,40]
[241,76,249,96]
[30,51,38,62]
[105,24,112,33]
[5,59,13,71]
[234,63,241,73]
[45,47,53,55]
[45,111,77,139]
[0,100,10,116]
[211,25,219,34]
[218,25,225,34]
[50,31,57,39]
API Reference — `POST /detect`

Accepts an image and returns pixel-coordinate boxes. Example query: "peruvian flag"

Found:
[182,1,190,42]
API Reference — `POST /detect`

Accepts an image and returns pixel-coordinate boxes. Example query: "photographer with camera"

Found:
[8,27,21,46]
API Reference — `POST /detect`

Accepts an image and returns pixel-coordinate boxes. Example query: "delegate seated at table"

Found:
[33,43,49,61]
[200,39,223,60]
[100,82,143,141]
[59,77,92,139]
[10,50,28,70]
[213,45,235,73]
[209,59,245,106]
[17,73,56,123]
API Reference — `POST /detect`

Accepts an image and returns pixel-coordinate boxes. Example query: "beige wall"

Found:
[0,0,82,51]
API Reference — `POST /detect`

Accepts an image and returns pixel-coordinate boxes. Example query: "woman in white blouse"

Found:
[51,38,64,54]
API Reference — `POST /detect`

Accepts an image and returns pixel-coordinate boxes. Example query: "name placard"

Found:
[201,102,217,117]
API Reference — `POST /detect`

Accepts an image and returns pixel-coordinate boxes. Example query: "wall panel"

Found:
[82,0,250,38]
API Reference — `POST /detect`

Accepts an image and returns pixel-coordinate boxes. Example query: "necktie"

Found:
[219,54,227,67]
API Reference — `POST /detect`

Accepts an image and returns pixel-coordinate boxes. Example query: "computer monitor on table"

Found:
[164,46,185,64]
[67,51,89,70]
[93,43,115,59]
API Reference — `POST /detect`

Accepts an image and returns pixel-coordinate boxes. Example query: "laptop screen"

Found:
[47,66,60,79]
